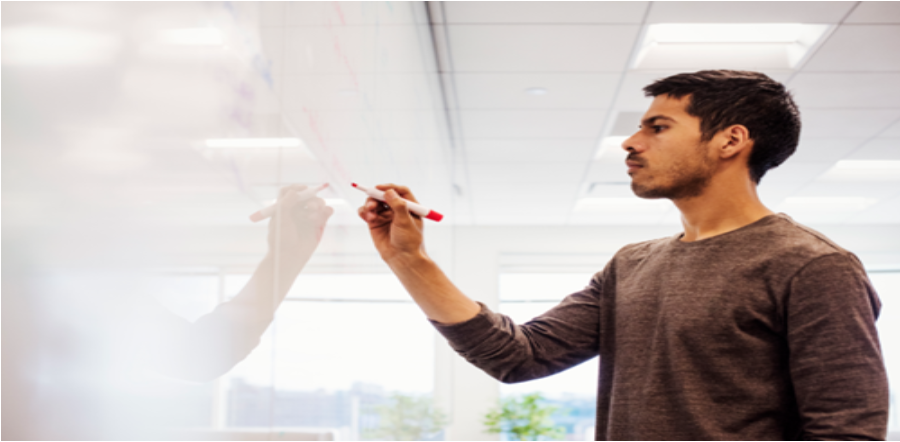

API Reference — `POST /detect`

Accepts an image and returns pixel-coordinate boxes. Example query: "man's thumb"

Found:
[384,189,414,224]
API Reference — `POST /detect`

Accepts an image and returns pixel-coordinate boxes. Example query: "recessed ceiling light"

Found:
[159,28,224,46]
[819,160,900,181]
[524,87,548,96]
[780,197,878,211]
[575,197,671,212]
[633,23,830,70]
[204,138,303,148]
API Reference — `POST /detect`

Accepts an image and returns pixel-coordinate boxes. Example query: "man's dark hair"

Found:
[643,70,801,183]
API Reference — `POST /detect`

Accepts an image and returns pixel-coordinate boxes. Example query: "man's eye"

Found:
[652,125,665,133]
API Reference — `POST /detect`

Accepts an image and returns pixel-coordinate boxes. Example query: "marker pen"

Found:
[249,183,329,223]
[353,183,443,222]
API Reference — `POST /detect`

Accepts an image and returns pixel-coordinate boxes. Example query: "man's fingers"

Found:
[357,197,393,226]
[375,183,419,204]
[383,189,418,227]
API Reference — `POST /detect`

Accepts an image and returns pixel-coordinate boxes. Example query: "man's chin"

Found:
[631,182,668,200]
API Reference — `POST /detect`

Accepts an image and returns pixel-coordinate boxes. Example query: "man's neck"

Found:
[674,175,774,242]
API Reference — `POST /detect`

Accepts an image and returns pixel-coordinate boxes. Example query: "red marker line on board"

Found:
[353,183,443,222]
[249,183,329,223]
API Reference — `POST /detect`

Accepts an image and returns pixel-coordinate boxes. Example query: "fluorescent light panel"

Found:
[820,160,900,181]
[205,138,303,148]
[649,23,808,44]
[633,23,830,70]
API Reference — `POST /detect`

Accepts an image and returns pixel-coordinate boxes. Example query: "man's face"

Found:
[622,94,718,200]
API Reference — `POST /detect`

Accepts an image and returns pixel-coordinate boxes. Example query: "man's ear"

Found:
[716,124,752,160]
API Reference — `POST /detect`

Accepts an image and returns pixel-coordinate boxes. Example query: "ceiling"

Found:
[429,1,900,225]
[3,1,899,230]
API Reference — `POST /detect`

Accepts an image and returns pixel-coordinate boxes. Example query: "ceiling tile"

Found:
[452,73,619,109]
[760,161,833,185]
[802,25,900,72]
[569,212,669,226]
[615,71,792,111]
[475,212,569,226]
[609,111,643,136]
[647,2,856,23]
[880,120,900,138]
[846,138,900,160]
[844,2,900,24]
[846,194,900,224]
[613,72,672,111]
[471,182,581,200]
[800,109,900,138]
[471,197,575,214]
[779,209,857,225]
[791,137,867,162]
[791,181,900,200]
[284,2,421,27]
[585,162,632,184]
[469,162,586,183]
[448,25,640,72]
[789,73,900,109]
[781,183,900,224]
[460,110,606,138]
[585,183,635,198]
[759,181,808,206]
[444,2,649,24]
[465,138,596,163]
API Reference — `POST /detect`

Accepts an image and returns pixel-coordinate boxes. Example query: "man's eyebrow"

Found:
[640,115,676,127]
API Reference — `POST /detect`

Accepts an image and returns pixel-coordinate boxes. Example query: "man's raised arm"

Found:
[357,184,601,383]
[357,183,480,324]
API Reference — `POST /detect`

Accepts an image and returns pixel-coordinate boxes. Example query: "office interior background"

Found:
[3,1,900,440]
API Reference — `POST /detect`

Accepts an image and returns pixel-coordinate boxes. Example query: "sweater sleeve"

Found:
[431,274,602,384]
[786,252,888,440]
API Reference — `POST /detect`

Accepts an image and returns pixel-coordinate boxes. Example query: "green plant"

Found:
[363,392,448,441]
[484,392,565,441]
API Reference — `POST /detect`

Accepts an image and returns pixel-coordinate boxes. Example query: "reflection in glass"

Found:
[3,1,451,440]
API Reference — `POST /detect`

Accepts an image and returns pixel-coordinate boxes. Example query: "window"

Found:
[498,273,599,441]
[220,273,437,440]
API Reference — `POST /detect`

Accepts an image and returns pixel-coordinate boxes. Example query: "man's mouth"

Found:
[625,158,644,174]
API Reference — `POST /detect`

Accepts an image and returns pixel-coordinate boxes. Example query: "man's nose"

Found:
[622,133,640,153]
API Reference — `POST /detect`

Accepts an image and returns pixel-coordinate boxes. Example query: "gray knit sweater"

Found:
[433,214,888,440]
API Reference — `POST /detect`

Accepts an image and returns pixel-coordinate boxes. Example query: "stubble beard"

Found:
[631,145,717,200]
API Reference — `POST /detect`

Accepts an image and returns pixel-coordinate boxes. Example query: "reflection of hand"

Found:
[267,184,334,260]
[357,183,425,263]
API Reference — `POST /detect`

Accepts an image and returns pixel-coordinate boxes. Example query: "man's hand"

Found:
[268,184,334,262]
[357,183,480,324]
[357,183,425,263]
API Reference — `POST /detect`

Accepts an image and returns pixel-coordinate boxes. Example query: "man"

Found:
[357,70,888,440]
